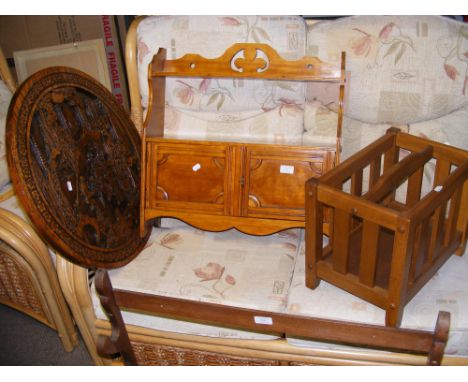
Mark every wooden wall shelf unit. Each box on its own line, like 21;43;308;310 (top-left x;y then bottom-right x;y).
141;43;345;236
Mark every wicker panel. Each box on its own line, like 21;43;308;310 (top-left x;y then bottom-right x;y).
0;240;48;321
131;341;280;366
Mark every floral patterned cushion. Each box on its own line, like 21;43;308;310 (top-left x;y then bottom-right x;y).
136;16;308;143
307;15;468;125
92;223;302;339
137;16;307;111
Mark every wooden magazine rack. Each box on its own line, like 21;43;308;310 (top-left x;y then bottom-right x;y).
306;128;468;327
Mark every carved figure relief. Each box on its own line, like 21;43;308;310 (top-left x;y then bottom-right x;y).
7;67;150;268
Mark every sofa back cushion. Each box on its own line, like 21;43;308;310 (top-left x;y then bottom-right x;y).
307;15;468;125
136;16;307;143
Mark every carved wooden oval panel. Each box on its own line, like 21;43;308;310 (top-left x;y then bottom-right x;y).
6;67;150;268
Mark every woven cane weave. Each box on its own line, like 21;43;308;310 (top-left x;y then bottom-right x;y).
131;341;279;366
0;240;50;324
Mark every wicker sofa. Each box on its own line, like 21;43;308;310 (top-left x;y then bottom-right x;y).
57;15;467;365
1;15;468;365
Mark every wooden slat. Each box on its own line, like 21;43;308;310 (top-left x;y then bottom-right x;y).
112;288;441;355
332;209;351;274
317;261;389;309
317;185;400;230
320;133;395;187
406;166;424;207
382;138;400;204
444;188;462;247
434;159;451;188
364;146;433;204
426;204;447;266
359;221;380;287
406;236;461;304
396;132;467;167
409;219;431;283
408;161;468;225
351;169;363;196
305;179;324;288
383;131;399;172
369;155;382;187
456;181;468;255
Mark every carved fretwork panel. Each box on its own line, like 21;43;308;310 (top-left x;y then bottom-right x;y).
231;46;269;74
150;43;342;81
6;67;150;268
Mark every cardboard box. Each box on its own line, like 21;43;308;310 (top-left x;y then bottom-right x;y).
0;15;129;110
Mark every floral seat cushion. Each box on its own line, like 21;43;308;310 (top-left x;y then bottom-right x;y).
92;222;302;339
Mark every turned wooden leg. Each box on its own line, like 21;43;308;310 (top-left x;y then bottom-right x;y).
94;269;137;365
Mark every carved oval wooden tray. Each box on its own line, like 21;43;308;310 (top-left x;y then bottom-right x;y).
6;67;150;268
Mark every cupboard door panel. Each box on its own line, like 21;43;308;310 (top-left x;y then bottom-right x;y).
147;143;231;215
244;147;327;219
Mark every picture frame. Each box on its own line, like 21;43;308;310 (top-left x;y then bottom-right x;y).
13;38;111;90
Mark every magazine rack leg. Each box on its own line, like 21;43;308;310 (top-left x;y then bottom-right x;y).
95;269;137;365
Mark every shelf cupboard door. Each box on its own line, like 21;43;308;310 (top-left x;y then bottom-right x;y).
146;142;232;216
145;141;334;228
242;147;329;220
